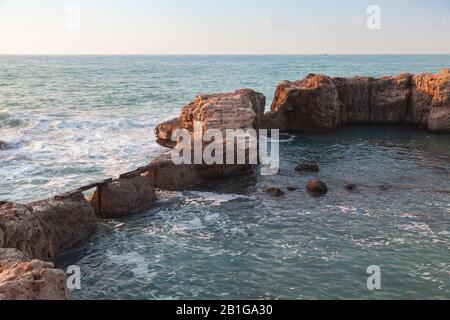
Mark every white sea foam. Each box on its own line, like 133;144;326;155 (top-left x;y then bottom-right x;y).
106;251;156;281
185;191;253;207
325;205;358;215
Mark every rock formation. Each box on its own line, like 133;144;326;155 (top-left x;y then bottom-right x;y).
264;75;341;132
142;154;250;191
411;69;450;131
266;188;285;197
264;69;450;132
295;162;320;173
88;175;156;218
156;89;266;147
0;249;69;300
152;89;265;189
0;192;97;262
306;180;328;195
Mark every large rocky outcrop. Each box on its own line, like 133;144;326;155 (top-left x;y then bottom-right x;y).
410;69;450;131
0;249;69;300
263;69;450;132
0;192;97;262
87;175;156;218
156;89;266;147
152;89;265;190
266;75;341;132
142;154;250;191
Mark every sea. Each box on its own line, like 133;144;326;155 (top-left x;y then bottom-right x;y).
0;55;449;299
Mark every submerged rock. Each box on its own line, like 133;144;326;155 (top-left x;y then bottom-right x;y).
266;188;285;197
379;184;393;191
0;141;8;150
0;249;69;300
0;192;97;262
88;175;156;218
287;186;298;191
295;162;320;172
263;70;450;132
306;180;328;195
344;183;357;191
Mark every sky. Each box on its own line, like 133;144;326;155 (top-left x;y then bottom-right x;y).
0;0;449;55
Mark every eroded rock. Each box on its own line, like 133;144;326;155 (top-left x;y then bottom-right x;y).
295;162;320;173
267;74;341;132
333;76;371;124
370;74;412;124
344;183;357;191
266;188;285;197
0;248;30;265
0;192;97;262
264;71;450;132
142;154;250;191
88;175;156;218
155;118;182;148
0;253;69;300
411;69;450;132
306;180;328;195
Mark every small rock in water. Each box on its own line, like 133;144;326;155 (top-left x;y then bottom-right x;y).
0;141;8;150
287;186;298;191
379;184;392;191
306;180;328;195
266;188;285;197
295;162;320;172
345;183;357;191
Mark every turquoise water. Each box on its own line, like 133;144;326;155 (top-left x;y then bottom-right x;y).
1;55;450;299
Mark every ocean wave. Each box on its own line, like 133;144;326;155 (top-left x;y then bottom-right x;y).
185;191;253;207
0;109;23;127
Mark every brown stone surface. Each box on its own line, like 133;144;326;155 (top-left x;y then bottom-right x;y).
88;175;156;218
306;180;328;194
0;192;97;262
266;188;285;197
269;75;341;132
0;248;30;266
264;70;450;132
333;76;371;124
142;154;250;191
295;162;320;173
411;69;450;132
156;89;266;148
0;253;69;300
370;74;412;124
155;117;182;148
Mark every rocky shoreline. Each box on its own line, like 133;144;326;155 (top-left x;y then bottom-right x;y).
1;70;449;300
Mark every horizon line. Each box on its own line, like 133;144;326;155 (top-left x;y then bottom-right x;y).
1;53;450;57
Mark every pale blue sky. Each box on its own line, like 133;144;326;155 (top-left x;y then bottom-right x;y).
0;0;449;54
